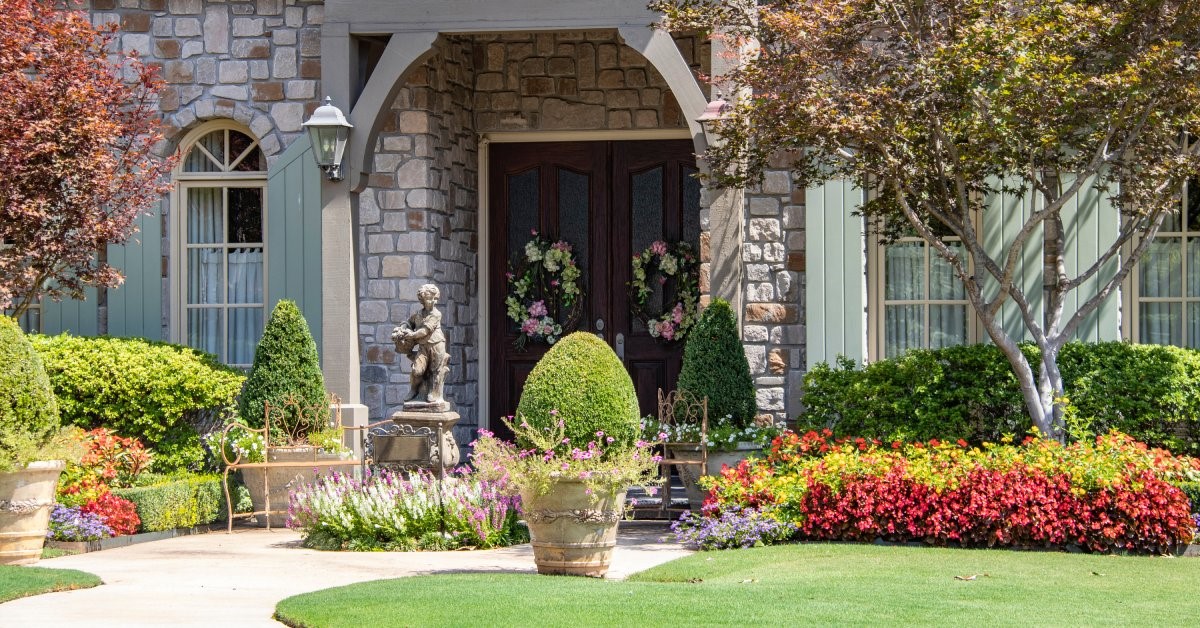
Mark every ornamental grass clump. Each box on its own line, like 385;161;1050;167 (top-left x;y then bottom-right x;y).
287;469;526;551
704;430;1199;554
472;332;661;500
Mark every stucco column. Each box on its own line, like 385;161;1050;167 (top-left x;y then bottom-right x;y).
703;33;745;323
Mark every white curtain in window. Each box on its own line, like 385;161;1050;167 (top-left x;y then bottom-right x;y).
227;248;264;365
884;242;924;357
1139;238;1182;345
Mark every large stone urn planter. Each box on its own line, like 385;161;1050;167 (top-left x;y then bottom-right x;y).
521;479;626;578
0;460;65;565
668;443;762;507
242;447;345;528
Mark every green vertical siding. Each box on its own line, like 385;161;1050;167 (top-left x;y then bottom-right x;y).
41;288;99;336
805;179;867;368
982;180;1043;342
106;200;165;340
266;135;323;351
1059;176;1121;341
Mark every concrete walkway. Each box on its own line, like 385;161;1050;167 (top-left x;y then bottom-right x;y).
1;522;690;627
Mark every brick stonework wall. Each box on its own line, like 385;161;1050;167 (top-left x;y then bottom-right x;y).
357;37;480;444
742;163;806;424
90;0;324;160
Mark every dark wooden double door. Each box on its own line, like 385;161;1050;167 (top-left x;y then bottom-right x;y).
489;140;700;437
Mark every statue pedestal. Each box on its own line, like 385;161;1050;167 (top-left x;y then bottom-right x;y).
376;402;460;472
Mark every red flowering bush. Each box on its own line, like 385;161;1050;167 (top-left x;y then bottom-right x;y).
57;428;153;504
704;430;1198;554
80;493;140;536
56;428;152;536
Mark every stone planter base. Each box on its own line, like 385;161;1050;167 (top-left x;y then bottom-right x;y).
243;448;347;528
668;443;762;508
521;480;625;578
0;460;66;565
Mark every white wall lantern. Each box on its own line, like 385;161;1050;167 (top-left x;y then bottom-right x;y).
302;97;354;182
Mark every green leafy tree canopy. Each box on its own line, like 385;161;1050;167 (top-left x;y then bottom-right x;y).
654;0;1200;440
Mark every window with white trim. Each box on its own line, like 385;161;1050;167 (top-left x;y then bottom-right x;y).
174;124;267;367
869;222;975;359
1132;175;1200;347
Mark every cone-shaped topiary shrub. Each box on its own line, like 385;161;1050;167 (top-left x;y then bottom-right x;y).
238;300;326;445
677;298;757;427
0;316;62;471
515;332;640;449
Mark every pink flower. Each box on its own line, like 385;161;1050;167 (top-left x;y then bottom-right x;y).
520;318;539;334
550;279;559;287
650;241;667;256
530;228;538;236
505;272;514;280
672;302;684;324
528;300;548;317
658;276;667;285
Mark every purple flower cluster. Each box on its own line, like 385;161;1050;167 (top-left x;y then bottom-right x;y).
46;504;112;542
671;506;796;550
1194;512;1200;533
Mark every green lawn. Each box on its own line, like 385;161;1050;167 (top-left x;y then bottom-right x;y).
0;564;100;604
276;543;1200;627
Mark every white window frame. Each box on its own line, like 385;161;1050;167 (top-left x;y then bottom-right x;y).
1126;174;1200;347
169;121;268;367
866;221;979;361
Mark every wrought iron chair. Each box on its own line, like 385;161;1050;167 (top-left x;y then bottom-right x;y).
219;394;359;531
656;388;709;517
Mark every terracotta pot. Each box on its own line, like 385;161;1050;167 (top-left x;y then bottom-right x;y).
242;447;346;528
521;479;626;578
0;460;65;565
667;443;762;507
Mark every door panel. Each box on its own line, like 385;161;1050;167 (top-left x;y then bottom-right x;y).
489;140;698;436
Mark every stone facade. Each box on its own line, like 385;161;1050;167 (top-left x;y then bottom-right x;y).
742;164;806;424
90;0;325;161
90;0;325;341
83;0;805;431
357;36;480;441
355;30;712;435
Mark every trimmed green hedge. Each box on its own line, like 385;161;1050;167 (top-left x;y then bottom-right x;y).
31;335;245;473
800;342;1200;453
112;474;226;533
515;332;641;448
677;299;757;427
238;300;326;444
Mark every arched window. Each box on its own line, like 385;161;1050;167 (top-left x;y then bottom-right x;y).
172;123;267;367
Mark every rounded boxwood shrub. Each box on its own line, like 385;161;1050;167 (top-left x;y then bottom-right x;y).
676;299;757;427
799;341;1200;453
515;332;640;449
238;300;326;444
0;316;61;471
31;334;245;473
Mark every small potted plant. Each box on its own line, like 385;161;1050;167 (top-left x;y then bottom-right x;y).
222;300;348;527
472;332;661;578
0;317;82;564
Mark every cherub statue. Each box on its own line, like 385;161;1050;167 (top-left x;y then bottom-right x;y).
391;283;450;406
